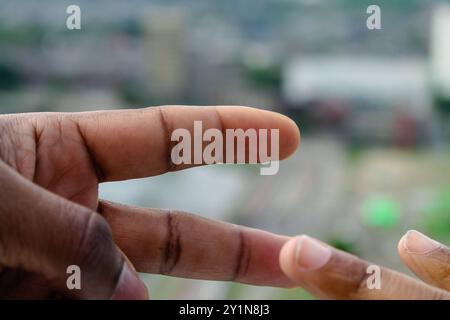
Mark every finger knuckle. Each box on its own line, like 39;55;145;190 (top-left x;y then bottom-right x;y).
232;228;251;281
327;252;371;299
160;210;182;275
0;117;21;165
0;115;39;178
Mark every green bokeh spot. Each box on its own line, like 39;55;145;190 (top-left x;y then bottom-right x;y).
362;197;401;229
424;189;450;239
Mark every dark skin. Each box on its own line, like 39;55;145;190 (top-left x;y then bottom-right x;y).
279;233;450;299
0;106;448;299
0;106;300;299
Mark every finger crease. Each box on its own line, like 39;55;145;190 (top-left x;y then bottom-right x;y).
232;229;251;281
160;211;181;275
74;120;105;182
157;107;177;172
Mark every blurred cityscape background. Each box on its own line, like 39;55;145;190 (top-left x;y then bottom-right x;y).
1;0;450;299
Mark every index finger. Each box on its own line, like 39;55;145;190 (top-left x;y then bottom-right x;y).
71;106;300;181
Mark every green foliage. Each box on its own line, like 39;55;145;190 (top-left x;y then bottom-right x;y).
424;188;450;240
0;62;22;90
0;24;45;46
116;19;145;37
244;65;281;89
278;287;315;300
435;96;450;115
362;196;401;229
328;237;359;255
118;81;148;105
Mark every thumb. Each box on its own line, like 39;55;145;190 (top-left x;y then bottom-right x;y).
0;161;147;299
398;230;450;291
279;235;449;299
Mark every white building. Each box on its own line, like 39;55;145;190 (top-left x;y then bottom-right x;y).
282;56;432;144
283;56;431;117
430;4;450;100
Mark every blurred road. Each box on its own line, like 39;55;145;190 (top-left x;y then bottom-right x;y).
239;135;347;238
99;135;450;298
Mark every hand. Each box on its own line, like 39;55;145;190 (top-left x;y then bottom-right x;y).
0;106;300;299
279;231;450;299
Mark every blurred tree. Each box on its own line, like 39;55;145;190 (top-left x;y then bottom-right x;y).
435;96;450;115
328;237;358;255
117;19;144;37
424;188;450;240
0;62;22;90
243;65;281;89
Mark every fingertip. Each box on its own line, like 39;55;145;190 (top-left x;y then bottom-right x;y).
112;262;149;300
397;232;408;256
279;237;298;277
397;230;441;275
280;115;301;160
267;111;300;160
399;230;441;256
279;235;332;280
218;106;301;159
397;230;450;292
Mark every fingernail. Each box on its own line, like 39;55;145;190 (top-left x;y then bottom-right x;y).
295;236;332;271
112;263;148;300
403;230;441;255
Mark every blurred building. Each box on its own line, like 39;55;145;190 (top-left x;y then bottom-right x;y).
430;4;450;101
282;56;431;146
142;7;188;102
